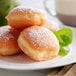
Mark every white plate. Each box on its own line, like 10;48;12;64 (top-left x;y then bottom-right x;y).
0;26;75;70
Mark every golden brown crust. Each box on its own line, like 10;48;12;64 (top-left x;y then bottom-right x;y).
44;20;59;31
0;26;21;55
18;37;57;61
6;7;47;29
18;26;59;61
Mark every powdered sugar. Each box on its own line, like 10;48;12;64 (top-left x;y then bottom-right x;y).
0;26;14;41
9;6;45;14
23;26;59;50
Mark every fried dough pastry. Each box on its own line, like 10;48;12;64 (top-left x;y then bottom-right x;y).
18;26;59;61
44;20;59;31
0;26;21;55
6;7;47;29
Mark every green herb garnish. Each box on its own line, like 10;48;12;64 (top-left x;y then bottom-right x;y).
53;28;72;56
0;0;20;26
59;46;69;56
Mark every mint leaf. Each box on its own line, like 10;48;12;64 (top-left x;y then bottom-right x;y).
53;28;72;46
53;28;72;56
59;46;70;56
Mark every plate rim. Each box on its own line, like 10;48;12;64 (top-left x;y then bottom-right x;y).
0;60;75;70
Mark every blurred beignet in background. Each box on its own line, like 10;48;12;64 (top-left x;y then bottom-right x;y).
0;26;21;55
18;26;59;61
44;20;59;31
6;7;47;29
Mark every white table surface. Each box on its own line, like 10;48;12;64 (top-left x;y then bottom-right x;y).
0;0;63;76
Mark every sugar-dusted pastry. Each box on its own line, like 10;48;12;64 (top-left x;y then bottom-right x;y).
44;20;59;31
6;7;47;29
0;26;21;55
18;26;59;61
